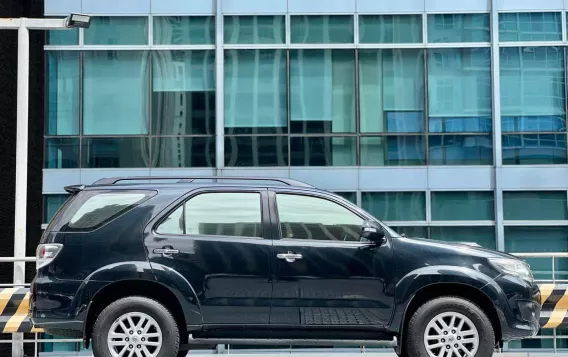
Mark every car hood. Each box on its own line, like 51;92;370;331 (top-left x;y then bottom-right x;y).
402;236;522;260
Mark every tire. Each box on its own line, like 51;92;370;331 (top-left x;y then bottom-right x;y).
405;296;494;357
92;296;180;357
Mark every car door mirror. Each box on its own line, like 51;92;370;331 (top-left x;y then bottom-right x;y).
361;220;386;244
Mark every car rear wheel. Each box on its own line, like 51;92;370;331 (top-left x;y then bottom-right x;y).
92;296;180;357
405;296;494;357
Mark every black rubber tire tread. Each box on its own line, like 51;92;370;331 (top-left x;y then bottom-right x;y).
405;296;494;357
92;296;180;357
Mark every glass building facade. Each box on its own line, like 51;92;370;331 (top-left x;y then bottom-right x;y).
42;0;568;353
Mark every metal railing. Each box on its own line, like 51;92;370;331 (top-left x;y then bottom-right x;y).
513;252;568;283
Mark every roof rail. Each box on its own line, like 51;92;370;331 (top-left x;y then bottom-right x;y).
92;176;314;188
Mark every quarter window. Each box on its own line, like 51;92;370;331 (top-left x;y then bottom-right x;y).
276;194;364;242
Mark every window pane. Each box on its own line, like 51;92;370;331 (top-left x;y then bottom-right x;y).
225;136;288;166
157;206;184;235
502;115;566;133
361;136;426;166
225;16;284;44
391;226;428;238
290;49;355;133
276;194;364;241
359;49;424;133
224;50;287;134
43;195;69;223
361;192;426;221
503;191;568;221
429;135;493;165
291;15;353;44
47;51;80;135
334;192;357;205
502;134;567;165
359;15;422;44
152;137;215;168
82;138;149;168
427;14;490;43
432;191;494;221
431;226;496;250
428;48;491;133
152;50;215;135
83;51;149;135
84;16;148;45
185;193;262;237
499;12;562;42
153;16;215;45
45;138;79;168
290;137;356;166
47;29;78;45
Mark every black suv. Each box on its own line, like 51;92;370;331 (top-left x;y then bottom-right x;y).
31;176;541;357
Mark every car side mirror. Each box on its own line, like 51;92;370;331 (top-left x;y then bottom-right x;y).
361;220;386;243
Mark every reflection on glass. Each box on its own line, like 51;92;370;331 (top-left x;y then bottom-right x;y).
151;137;215;168
334;192;357;205
431;226;496;250
361;136;426;166
499;12;562;42
225;136;288;167
362;192;426;221
291;15;353;44
359;15;422;44
290;137;356;166
391;226;428;238
47;51;80;135
225;50;287;134
153;16;215;45
359;49;424;133
47;29;78;45
431;191;494;221
503;191;568;221
502;115;566;132
428;48;491;133
83;51;149;135
84;16;148;45
427;14;490;43
152;50;215;135
502;134;567;164
43;195;69;224
82;138;149;168
45;138;79;169
429;135;493;165
225;16;285;44
290;49;355;133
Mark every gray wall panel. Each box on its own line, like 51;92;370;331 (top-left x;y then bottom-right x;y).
357;0;424;14
82;0;150;14
359;168;428;190
290;168;358;190
427;167;494;190
499;166;568;189
288;0;356;13
222;0;287;14
43;170;81;194
496;0;564;11
151;0;215;14
45;0;81;15
425;0;490;12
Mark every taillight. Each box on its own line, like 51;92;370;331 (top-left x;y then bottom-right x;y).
36;244;63;270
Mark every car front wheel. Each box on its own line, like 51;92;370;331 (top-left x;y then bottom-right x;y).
405;296;495;357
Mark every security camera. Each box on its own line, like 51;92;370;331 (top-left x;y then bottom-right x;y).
65;13;91;28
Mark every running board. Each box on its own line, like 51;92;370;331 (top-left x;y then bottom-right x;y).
187;335;398;347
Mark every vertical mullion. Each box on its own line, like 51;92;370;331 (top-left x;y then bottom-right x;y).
79;51;84;169
286;49;292;166
148;51;153;169
564;46;568;161
423;48;429;165
215;0;225;174
354;48;360;166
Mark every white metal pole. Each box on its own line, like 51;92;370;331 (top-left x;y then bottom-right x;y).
12;17;29;357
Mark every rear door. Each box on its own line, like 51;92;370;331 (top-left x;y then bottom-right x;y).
146;187;273;325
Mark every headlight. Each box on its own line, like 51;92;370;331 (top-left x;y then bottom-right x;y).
489;258;533;282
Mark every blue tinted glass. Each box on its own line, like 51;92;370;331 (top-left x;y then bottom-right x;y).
359;15;422;44
225;49;287;134
225;136;288;167
429;135;493;165
431;226;496;250
291;15;353;44
504;191;568;221
46;51;80;135
499;12;562;42
359;49;424;133
85;16;148;45
427;14;490;43
502;134;567;164
45;138;79;168
428;48;491;133
391;226;428;238
290;137;356;166
152;50;215;135
83;51;149;135
361;136;426;166
43;195;68;223
82;138;149;168
334;192;357;205
290;49;355;133
152;137;215;168
432;192;495;221
47;29;78;45
501;116;566;132
225;16;285;44
154;16;215;45
362;192;426;221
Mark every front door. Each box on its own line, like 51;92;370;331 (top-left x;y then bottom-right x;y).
146;188;273;325
269;190;395;327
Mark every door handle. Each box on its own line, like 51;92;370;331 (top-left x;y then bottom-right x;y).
153;248;179;257
277;252;303;263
